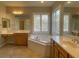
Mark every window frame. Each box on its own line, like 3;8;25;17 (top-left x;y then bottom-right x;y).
63;14;70;33
33;13;49;33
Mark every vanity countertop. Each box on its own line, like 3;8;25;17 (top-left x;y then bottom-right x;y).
52;35;79;58
14;30;30;33
1;31;13;34
0;30;30;34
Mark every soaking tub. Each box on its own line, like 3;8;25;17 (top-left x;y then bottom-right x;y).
28;34;51;57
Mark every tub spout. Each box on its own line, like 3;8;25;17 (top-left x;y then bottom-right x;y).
36;36;40;41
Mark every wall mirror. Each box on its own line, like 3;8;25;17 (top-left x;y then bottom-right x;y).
63;2;79;36
2;18;10;28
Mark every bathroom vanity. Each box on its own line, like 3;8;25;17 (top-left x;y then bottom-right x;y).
50;35;79;58
1;30;30;46
50;36;73;58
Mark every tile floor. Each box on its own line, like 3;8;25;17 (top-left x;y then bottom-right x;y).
0;45;42;58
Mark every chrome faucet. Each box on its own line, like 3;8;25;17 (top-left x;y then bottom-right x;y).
36;36;38;39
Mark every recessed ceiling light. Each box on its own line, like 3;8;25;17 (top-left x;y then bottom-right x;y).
67;1;71;4
41;1;44;3
12;11;23;15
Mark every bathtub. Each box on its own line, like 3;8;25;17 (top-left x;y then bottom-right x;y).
28;34;51;57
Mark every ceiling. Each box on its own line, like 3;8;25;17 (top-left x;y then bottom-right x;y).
1;1;54;7
64;1;79;7
1;1;79;8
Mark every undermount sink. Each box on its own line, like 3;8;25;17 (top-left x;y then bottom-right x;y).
62;44;67;48
71;31;79;36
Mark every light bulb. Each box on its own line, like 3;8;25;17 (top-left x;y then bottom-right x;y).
67;1;71;4
12;11;23;15
41;1;44;3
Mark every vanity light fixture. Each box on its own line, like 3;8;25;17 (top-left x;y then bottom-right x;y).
67;1;71;4
12;11;24;15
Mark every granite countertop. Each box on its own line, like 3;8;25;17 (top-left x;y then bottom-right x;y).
1;31;13;34
0;30;30;34
52;35;79;58
14;30;30;33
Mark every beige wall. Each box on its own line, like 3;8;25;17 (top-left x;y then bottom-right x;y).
0;3;17;46
0;3;9;46
6;7;51;14
64;7;79;14
6;7;52;33
0;3;7;47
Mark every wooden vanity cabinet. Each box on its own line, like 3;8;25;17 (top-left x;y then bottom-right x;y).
13;33;28;46
1;34;13;44
1;34;9;42
50;39;73;58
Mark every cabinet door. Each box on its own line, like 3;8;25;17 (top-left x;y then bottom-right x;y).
50;45;54;57
14;33;28;46
54;47;59;58
59;52;65;58
51;40;54;57
68;54;73;58
57;45;68;58
50;39;73;58
54;41;68;58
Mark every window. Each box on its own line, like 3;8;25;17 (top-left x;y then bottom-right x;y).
42;15;48;31
34;15;40;32
34;14;48;32
63;15;69;32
